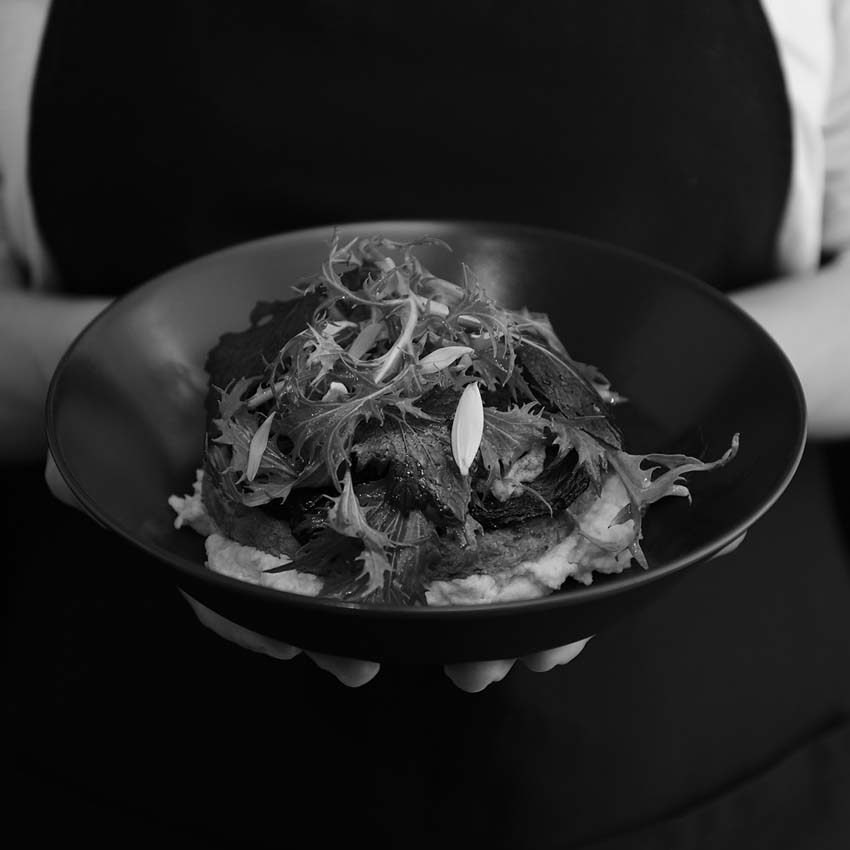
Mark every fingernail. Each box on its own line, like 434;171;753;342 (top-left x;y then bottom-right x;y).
306;651;381;687
710;532;747;560
522;636;592;672
444;658;515;692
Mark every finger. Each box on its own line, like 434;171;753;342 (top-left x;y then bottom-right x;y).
521;636;592;672
709;532;747;561
305;651;381;688
443;658;516;693
45;451;83;511
180;591;302;661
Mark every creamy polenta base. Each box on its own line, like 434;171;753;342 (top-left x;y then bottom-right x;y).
169;469;636;606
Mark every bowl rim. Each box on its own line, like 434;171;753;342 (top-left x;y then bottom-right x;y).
45;218;808;619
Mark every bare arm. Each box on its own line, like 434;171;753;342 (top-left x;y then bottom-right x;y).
0;287;109;462
730;251;850;441
4;256;845;462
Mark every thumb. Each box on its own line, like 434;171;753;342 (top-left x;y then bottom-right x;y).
709;532;747;560
45;450;84;511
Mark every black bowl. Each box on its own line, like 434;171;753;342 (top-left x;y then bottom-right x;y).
46;221;806;663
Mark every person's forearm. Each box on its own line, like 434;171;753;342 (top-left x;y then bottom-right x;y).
0;289;109;462
1;258;845;461
730;252;850;440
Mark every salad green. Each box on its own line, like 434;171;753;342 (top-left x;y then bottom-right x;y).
196;234;738;603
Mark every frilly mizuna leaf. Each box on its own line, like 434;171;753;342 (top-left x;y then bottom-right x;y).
325;470;401;597
550;416;610;488
608;435;740;511
246;411;276;481
479;403;549;488
199;233;741;602
605;434;741;547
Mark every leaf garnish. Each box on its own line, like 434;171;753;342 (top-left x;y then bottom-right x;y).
605;434;741;554
479;403;549;489
511;308;569;358
549;415;610;489
200;233;739;602
280;364;433;489
519;339;622;448
211;409;298;506
246;411;276;481
353;408;471;523
304;325;347;386
571;359;628;405
216;377;259;420
324;469;417;599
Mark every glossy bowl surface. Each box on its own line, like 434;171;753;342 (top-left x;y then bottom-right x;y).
47;221;806;662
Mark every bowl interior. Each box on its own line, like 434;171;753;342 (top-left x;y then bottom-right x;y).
47;221;806;661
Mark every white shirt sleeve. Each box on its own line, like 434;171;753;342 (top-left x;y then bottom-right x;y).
760;0;850;266
760;0;835;273
1;0;849;287
822;0;850;256
0;0;54;289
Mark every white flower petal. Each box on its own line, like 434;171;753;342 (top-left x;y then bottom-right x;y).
324;320;357;336
418;345;474;375
348;322;385;361
451;383;484;476
321;382;349;403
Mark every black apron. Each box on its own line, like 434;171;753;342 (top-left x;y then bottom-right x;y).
7;2;850;847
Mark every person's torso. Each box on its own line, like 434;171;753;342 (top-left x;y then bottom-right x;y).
18;2;850;848
30;0;791;296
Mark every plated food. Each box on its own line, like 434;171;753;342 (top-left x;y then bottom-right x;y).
170;234;738;606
